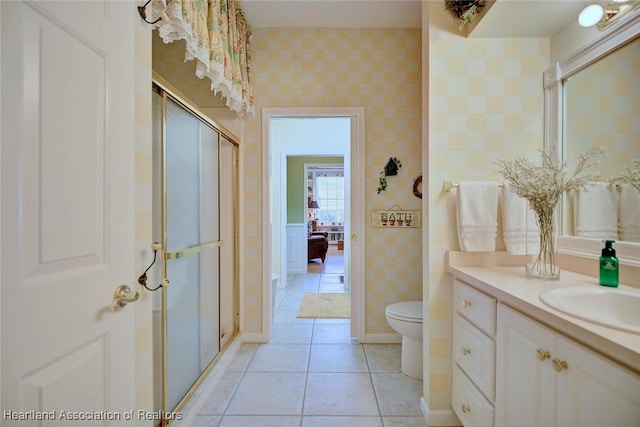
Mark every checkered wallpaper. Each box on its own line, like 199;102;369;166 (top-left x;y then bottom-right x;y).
565;39;640;176
428;35;549;407
244;27;424;334
154;26;423;335
135;22;154;418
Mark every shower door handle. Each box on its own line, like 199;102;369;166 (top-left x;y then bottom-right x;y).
112;285;140;311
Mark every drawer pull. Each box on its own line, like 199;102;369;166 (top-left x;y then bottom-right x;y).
462;299;472;308
461;404;471;414
552;357;569;372
536;348;550;361
462;346;471;356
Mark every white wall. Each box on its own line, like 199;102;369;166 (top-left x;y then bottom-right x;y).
550;16;604;63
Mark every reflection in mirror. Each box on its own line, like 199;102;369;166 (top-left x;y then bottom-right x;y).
562;36;640;242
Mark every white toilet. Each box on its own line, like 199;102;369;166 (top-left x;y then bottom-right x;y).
385;301;423;379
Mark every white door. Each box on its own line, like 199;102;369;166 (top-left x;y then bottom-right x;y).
555;337;640;427
1;1;136;424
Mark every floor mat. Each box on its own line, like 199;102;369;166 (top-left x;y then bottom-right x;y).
297;292;350;318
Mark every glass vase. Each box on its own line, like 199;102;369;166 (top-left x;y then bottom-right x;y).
526;204;560;280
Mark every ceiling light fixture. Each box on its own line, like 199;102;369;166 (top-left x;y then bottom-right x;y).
578;0;640;30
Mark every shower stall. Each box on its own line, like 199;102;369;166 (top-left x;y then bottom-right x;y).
151;74;240;425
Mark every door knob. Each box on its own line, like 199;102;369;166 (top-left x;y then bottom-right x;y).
536;348;551;361
112;285;140;311
551;357;569;372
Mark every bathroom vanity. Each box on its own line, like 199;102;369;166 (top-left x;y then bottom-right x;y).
448;253;640;427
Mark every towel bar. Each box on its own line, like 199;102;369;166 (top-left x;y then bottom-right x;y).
442;181;504;192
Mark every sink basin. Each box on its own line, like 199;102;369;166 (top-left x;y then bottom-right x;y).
540;286;640;334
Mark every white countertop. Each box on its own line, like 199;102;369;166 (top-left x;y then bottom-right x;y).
447;264;640;374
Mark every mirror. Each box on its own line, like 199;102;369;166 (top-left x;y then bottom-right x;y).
545;11;640;264
562;35;640;242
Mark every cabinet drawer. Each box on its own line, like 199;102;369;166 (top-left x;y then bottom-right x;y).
454;279;496;337
453;367;495;427
455;314;496;402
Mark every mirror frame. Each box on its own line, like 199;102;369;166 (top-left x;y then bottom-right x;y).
543;10;640;268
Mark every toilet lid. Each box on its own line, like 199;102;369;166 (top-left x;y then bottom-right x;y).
386;301;423;323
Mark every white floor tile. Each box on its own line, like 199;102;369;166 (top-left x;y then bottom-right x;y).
225;372;306;415
190;415;222;427
382;417;428;427
314;317;350;325
218;415;301;427
312;323;354;344
183;269;426;427
318;282;346;292
226;344;259;372
303;373;379;416
308;344;368;372
302;416;384;427
273;308;314;324
247;343;310;372
198;372;243;415
270;323;313;344
372;373;423;416
363;344;402;373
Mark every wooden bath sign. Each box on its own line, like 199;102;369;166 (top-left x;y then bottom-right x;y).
371;210;421;228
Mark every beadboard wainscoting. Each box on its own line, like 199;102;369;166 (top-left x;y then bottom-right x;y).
287;224;308;274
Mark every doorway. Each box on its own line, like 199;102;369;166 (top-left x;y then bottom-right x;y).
261;107;366;342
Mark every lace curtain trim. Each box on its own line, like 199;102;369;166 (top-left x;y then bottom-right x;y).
149;0;254;117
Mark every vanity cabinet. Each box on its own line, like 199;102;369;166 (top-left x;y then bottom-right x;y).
452;279;497;427
496;304;640;427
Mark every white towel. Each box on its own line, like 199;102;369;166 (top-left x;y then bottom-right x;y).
456;182;499;252
501;182;540;255
574;182;618;239
619;184;640;243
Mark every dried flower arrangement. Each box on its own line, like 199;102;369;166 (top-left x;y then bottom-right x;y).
444;0;483;31
495;148;604;279
612;156;640;192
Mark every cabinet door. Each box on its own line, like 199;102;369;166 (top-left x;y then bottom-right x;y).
555;337;640;427
496;305;556;427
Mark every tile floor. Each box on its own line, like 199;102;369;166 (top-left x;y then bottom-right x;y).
185;258;426;427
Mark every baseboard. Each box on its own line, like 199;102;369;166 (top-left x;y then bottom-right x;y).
363;333;402;344
421;397;462;426
240;331;268;343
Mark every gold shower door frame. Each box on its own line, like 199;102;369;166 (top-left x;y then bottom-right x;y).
153;72;240;426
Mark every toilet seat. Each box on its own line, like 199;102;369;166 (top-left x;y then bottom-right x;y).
385;301;422;324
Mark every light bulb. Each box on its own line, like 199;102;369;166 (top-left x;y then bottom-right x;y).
579;4;605;27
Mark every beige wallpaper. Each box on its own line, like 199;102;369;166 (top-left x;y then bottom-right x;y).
242;27;423;334
428;30;549;409
135;20;154;426
152;31;227;109
564;39;640;177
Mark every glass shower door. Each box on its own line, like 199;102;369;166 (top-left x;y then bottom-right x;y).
164;97;220;411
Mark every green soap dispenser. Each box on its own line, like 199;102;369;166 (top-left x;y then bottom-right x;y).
599;240;619;287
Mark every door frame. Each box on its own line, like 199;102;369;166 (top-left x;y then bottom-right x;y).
261;107;365;341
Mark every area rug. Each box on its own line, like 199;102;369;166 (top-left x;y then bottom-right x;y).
297;292;350;318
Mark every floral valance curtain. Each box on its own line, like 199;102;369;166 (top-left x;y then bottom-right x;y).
151;0;254;116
